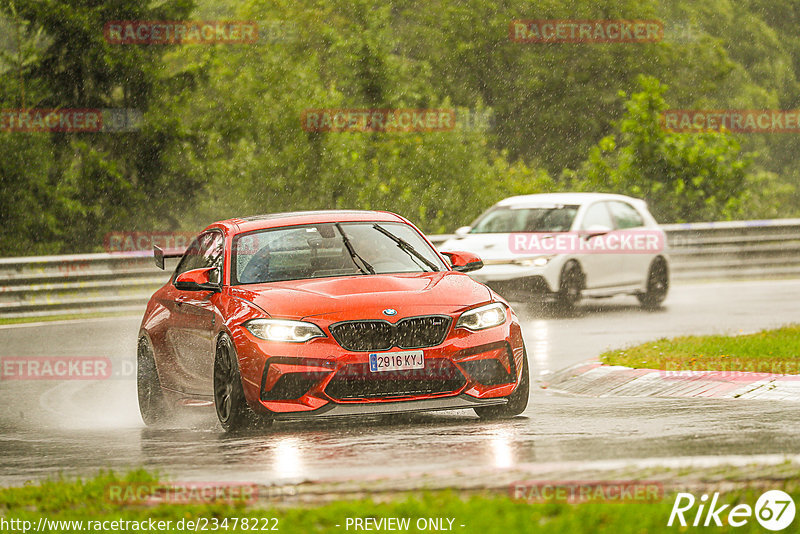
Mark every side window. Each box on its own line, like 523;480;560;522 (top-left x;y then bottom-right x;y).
174;231;224;279
608;201;645;229
581;202;614;230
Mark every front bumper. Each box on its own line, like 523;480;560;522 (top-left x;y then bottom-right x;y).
230;314;525;417
479;275;554;302
470;262;561;293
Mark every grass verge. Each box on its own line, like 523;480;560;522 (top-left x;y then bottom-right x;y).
599;324;800;374
1;471;799;533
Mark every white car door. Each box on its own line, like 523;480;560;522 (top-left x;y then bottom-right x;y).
575;201;625;289
607;200;655;287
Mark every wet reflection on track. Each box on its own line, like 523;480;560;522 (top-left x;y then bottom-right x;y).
2;279;800;486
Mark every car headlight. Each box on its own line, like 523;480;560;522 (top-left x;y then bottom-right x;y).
244;319;325;342
455;303;507;331
515;255;554;267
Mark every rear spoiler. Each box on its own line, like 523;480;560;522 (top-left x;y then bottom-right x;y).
153;245;185;270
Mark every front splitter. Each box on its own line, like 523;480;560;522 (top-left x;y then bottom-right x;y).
270;394;507;421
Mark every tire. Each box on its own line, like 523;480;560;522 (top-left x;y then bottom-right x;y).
214;334;270;432
137;336;169;426
556;261;583;310
474;350;529;419
637;257;669;309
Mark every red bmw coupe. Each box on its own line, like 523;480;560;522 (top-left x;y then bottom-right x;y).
138;210;529;431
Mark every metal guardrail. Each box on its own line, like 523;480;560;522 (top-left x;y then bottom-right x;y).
660;219;800;280
1;219;799;319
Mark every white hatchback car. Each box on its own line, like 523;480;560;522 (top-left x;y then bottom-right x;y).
440;193;669;309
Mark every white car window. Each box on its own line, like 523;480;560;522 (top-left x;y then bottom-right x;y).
581;202;614;230
470;206;578;233
608;201;645;229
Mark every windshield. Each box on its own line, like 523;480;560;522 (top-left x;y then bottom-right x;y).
469;205;579;233
232;221;446;285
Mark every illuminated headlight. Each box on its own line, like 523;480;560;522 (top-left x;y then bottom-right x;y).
455;303;507;331
515;255;553;267
244;319;325;342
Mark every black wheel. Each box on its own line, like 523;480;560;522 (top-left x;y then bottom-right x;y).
556;261;583;310
137;336;169;426
214;334;270;432
474;350;529;419
637;257;669;309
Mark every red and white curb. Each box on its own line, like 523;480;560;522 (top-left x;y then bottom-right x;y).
541;361;800;401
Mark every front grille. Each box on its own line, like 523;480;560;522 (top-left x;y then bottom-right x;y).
324;359;466;400
329;315;451;352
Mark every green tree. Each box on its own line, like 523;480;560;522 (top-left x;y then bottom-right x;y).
572;75;750;222
0;0;197;254
165;0;555;234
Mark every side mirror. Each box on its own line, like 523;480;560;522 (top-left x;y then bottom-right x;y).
441;251;483;273
175;267;221;292
454;226;471;238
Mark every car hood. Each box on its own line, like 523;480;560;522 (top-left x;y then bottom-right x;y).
228;271;492;321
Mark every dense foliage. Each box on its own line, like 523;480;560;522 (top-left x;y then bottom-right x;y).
2;0;799;255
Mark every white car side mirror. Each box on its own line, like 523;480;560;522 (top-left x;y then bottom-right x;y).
584;224;612;240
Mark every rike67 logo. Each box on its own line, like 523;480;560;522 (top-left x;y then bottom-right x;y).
668;490;796;531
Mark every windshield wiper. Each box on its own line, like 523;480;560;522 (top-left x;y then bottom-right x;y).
335;223;375;275
372;224;439;272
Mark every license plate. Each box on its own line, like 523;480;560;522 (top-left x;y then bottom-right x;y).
369;350;424;372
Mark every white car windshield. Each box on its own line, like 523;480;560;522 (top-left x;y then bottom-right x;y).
470;205;579;233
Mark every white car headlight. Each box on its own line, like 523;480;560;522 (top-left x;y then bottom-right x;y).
455;302;507;331
244;319;325;342
515;255;554;267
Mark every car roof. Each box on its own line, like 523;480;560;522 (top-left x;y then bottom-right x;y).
208;210;408;234
494;192;645;207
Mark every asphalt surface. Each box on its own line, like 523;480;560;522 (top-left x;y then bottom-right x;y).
1;278;800;488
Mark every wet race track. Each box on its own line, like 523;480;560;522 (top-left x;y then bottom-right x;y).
2;278;800;488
